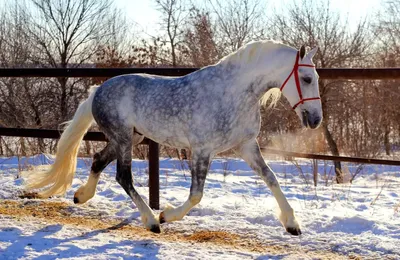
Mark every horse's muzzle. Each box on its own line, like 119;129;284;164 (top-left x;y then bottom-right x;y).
302;110;322;129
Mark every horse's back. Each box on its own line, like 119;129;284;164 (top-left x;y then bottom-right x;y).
91;73;193;147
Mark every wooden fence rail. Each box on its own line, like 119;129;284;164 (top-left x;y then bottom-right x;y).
1;67;400;210
0;127;149;143
261;148;400;166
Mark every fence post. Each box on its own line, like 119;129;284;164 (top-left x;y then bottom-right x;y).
148;140;160;210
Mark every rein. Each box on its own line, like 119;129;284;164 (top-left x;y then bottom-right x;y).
280;51;320;110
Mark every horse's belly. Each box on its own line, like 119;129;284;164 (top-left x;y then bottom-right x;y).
149;134;190;149
135;123;190;149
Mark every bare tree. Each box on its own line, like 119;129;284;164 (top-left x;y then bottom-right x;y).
0;0;127;155
26;0;117;122
154;0;188;66
269;0;371;183
0;2;42;129
373;0;400;156
0;1;53;153
206;0;266;53
182;7;220;66
375;0;400;56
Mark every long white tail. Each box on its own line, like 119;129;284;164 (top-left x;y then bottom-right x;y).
22;86;99;198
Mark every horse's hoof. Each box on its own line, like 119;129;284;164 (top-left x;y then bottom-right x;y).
19;192;40;199
73;197;79;204
286;227;302;236
150;225;161;234
159;212;166;224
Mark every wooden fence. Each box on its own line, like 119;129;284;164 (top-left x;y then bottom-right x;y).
1;67;400;210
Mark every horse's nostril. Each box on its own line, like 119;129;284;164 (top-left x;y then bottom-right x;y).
311;117;321;128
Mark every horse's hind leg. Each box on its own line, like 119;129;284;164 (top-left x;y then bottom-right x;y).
74;142;117;204
159;150;211;223
114;130;160;233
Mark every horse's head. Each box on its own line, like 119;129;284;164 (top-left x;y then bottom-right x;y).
280;45;322;129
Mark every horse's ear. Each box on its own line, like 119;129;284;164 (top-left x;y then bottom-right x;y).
307;47;318;60
299;45;306;59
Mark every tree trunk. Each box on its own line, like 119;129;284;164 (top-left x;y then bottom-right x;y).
171;43;176;66
58;77;68;122
180;149;188;160
322;122;343;183
313;159;318;186
20;137;26;156
85;141;91;155
0;137;3;155
384;125;391;156
59;49;69;122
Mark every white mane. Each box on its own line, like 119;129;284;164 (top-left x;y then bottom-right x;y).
219;40;294;108
260;87;282;108
219;40;292;66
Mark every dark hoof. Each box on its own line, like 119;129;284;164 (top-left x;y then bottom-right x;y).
73;197;79;204
286;227;302;236
159;212;166;224
150;225;161;234
19;192;40;199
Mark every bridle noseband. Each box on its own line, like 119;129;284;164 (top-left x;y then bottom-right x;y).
280;51;320;110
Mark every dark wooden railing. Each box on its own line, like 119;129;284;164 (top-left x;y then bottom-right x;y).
261;149;400;166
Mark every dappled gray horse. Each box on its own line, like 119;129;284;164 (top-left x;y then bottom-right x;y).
23;40;322;235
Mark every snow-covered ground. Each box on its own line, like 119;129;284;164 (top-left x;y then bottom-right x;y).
1;154;400;259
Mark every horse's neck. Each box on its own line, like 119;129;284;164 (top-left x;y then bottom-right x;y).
221;47;296;103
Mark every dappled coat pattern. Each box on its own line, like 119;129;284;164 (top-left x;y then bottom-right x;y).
22;40;322;236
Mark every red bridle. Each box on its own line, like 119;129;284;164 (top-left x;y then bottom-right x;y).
280;51;320;110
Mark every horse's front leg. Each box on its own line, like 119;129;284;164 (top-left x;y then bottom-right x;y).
159;150;211;223
234;139;301;236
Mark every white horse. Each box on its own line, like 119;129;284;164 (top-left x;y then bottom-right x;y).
23;40;322;235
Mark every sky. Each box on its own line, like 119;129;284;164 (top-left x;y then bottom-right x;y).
0;0;385;38
114;0;383;37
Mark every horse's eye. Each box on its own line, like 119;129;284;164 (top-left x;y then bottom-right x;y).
302;76;312;84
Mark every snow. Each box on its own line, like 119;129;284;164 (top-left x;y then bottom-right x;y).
1;154;400;259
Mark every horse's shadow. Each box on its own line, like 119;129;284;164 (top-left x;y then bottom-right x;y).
0;220;160;259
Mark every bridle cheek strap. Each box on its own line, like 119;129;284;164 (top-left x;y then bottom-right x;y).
280;51;320;110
